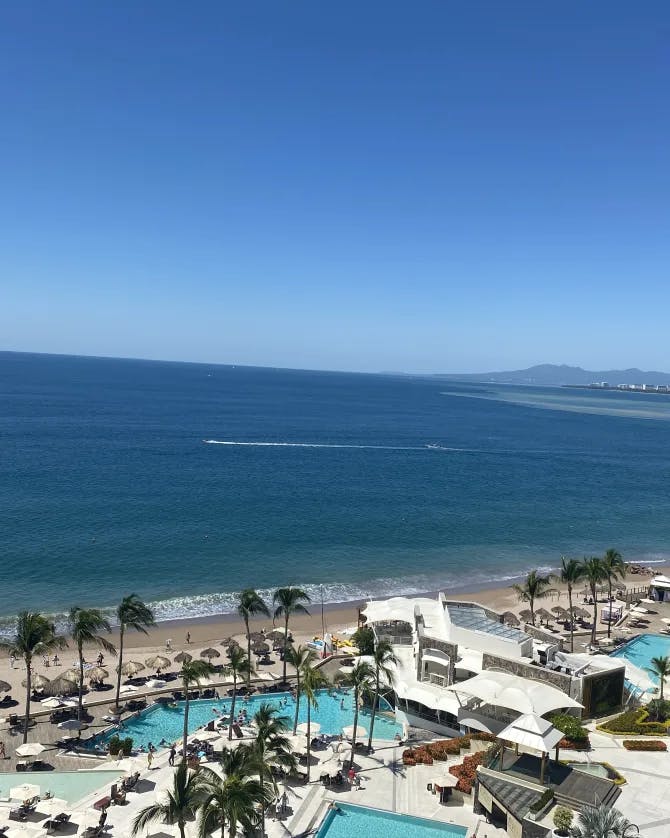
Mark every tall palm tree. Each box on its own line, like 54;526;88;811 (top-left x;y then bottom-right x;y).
226;645;254;741
335;660;375;754
647;656;670;702
284;644;318;734
582;556;606;644
367;639;398;752
180;660;215;758
0;612;67;743
511;570;555;626
67;607;116;721
273;586;311;684
250;703;296;836
553;556;585;652
601;548;626;638
132;761;206;838
300;664;328;782
198;751;272;838
569;804;640;838
237;589;270;687
114;594;155;712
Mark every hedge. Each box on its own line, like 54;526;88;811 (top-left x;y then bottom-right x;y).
623;739;667;751
549;713;590;748
599;709;669;736
529;788;554;814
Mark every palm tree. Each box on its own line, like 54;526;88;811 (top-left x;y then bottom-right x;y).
569;804;639;838
198;751;272;838
237;589;270;687
226;645;254;741
335;660;375;754
273;586;311;684
601;548;626;638
647;656;670;702
284;644;318;734
250;703;296;836
180;659;215;758
132;761;206;838
300;664;328;782
554;557;585;652
0;612;67;743
582;556;606;644
367;639;398;752
114;594;155;711
67;607;116;721
511;570;555;625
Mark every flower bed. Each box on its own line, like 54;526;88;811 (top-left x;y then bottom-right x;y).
402;732;496;766
623;739;667;751
599;709;669;736
448;750;487;795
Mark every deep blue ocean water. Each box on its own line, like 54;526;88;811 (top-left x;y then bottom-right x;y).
2;351;670;627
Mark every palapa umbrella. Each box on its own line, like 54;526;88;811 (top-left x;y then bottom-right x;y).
15;742;47;758
200;647;221;661
267;629;285;641
23;673;50;689
571;606;590;618
518;609;533;622
145;655;171;671
220;636;238;647
252;642;270;654
118;660;145;677
536;608;554;623
87;666;109;681
501;611;520;627
0;679;11;693
247;631;265;642
44;675;78;696
551;606;569;617
174;651;192;664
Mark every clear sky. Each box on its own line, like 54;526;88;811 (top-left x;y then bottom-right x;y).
1;2;668;374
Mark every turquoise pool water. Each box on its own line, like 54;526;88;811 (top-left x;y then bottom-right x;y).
0;770;120;805
610;634;670;683
317;803;468;838
94;690;401;749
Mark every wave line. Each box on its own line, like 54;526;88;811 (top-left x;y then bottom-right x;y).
203;439;421;450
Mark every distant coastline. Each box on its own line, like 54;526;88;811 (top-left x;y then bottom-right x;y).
564;384;670;396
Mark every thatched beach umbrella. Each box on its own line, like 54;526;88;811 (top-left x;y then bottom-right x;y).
502;611;520;627
174;651;192;664
536;608;554;623
267;629;285;641
252;642;270;655
0;679;11;693
23;673;50;689
551;606;569;618
247;631;265;643
572;606;590;619
118;660;145;677
145;655;171;671
88;667;109;682
220;637;237;648
519;609;533;622
44;675;78;696
61;668;81;684
200;647;221;662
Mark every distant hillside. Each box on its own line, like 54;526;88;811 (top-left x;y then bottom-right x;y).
438;364;670;386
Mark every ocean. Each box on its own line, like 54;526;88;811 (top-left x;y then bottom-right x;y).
2;351;670;629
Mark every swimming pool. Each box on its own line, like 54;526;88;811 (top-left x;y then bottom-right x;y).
0;770;120;806
317;803;468;838
610;634;670;683
93;689;401;749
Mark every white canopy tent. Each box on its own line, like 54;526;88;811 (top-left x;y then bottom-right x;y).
497;713;564;783
446;670;582;716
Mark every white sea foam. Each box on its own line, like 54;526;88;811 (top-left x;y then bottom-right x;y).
204;439;424;450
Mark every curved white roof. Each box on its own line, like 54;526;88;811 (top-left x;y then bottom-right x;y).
446;670;582;716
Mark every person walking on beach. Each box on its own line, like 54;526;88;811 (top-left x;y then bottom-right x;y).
147;749;154;769
0;742;6;760
186;631;191;644
9;654;15;669
168;745;176;766
53;654;60;666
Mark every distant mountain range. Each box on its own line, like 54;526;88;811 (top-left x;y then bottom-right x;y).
438;364;670;386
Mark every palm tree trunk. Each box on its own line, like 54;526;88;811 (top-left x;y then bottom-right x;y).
260;764;266;836
606;578;613;638
228;673;237;740
78;643;86;722
282;614;289;684
367;673;378;753
530;594;535;626
244;614;251;688
182;691;190;762
229;817;237;838
352;688;359;753
23;654;31;744
591;583;598;644
178;819;186;838
306;700;311;782
568;585;574;653
115;624;125;711
292;671;300;735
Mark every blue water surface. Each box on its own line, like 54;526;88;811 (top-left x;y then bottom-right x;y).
317;803;468;838
610;634;670;683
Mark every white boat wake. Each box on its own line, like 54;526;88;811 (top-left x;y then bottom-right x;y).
203;439;423;450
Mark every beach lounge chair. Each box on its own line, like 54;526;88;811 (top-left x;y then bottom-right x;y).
110;784;126;805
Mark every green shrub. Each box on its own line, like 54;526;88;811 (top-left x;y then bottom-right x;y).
553;806;573;834
529;788;554;814
107;734;133;756
623;739;667;751
351;626;375;656
549;713;589;744
599;708;669;736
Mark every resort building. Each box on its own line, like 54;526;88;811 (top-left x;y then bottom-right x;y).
362;593;626;736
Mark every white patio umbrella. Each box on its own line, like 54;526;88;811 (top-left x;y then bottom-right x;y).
15;742;47;758
297;722;320;736
10;782;41;800
40;697;63;708
342;724;367;740
432;773;458;788
38;797;69;816
119;684;139;694
58;719;87;734
146;678;167;689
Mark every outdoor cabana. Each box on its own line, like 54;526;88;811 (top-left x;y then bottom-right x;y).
497;712;564;784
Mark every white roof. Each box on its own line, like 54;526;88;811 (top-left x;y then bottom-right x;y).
497;713;564;753
651;575;670;589
395;680;461;715
362;595;446;638
454;649;483;673
446;670;582;716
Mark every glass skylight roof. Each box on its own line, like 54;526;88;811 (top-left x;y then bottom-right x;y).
447;603;528;643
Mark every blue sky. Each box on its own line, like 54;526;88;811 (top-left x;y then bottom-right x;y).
1;2;668;373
